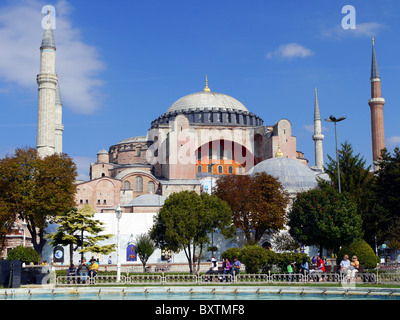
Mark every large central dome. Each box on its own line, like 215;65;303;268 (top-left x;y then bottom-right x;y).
166;91;249;114
150;78;263;128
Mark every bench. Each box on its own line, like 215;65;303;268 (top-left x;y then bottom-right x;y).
154;264;171;272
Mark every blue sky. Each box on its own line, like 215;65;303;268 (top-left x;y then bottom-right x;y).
0;0;399;179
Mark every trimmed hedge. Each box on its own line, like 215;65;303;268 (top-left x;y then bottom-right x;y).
7;246;40;265
221;246;311;273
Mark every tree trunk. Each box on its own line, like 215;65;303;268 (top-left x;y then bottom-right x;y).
69;243;74;265
28;222;47;260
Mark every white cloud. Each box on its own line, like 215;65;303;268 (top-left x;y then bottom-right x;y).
266;43;314;60
387;136;400;147
304;124;328;133
319;22;385;39
0;0;105;114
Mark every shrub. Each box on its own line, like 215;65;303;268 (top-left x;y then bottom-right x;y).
238;245;270;274
221;247;242;262
336;239;379;269
272;252;310;272
7;246;40;264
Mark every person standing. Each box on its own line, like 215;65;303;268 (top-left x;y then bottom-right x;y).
287;261;295;282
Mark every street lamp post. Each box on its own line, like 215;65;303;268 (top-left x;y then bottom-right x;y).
21;219;27;247
208;162;216;257
115;204;123;282
324;115;346;193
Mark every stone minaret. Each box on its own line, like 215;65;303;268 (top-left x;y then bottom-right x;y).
55;81;64;154
312;88;324;171
368;37;385;170
36;12;58;157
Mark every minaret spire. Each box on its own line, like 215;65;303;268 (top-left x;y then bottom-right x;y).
368;37;385;170
54;79;64;154
36;10;58;157
312;88;324;171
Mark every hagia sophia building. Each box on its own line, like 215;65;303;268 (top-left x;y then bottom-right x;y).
10;12;386;264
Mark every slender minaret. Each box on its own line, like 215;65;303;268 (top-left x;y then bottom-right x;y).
36;11;58;157
54;80;64;154
368;37;385;170
312;88;324;171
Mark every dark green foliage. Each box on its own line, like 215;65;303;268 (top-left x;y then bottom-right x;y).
270;252;310;273
322;141;372;202
221;247;242;262
337;239;379;269
239;245;270;274
7;246;40;264
369;147;400;245
221;247;310;274
289;188;363;254
150;191;234;274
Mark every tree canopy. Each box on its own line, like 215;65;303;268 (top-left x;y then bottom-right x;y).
47;205;115;263
0;147;77;257
288;188;363;254
149;191;234;274
214;172;289;242
369;147;400;246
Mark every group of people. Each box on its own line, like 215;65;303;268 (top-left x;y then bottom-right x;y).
67;256;99;284
286;254;360;282
338;254;360;281
205;256;241;281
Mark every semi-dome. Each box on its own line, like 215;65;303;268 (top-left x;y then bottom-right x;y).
129;194;166;207
248;157;318;193
166;91;249;114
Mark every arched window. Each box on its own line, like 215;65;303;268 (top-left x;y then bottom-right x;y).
228;166;234;174
148;181;155;194
197;165;203;173
123;181;131;190
218;165;223;174
135;176;143;192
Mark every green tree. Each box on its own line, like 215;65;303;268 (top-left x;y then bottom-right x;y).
370;147;400;246
150;191;234;274
7;246;40;265
0;147;77;258
321;141;375;247
47;205;115;263
215;172;289;242
323;141;373;200
288;188;363;254
135;233;156;273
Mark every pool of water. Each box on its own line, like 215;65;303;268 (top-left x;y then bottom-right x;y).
3;291;399;300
